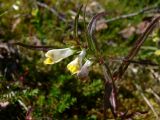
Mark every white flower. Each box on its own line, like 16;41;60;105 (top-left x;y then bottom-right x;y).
44;48;75;64
77;60;93;78
67;49;86;74
12;4;19;10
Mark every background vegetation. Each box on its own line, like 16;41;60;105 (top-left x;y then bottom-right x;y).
0;0;160;119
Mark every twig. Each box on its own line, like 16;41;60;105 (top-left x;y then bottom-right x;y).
12;42;55;51
0;1;16;17
150;69;160;82
135;84;159;119
18;99;28;111
0;10;9;17
36;1;66;21
108;57;160;66
146;88;160;104
113;16;160;81
105;5;159;23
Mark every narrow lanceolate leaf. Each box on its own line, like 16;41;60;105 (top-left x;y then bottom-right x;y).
74;5;83;39
87;12;106;52
83;2;89;46
113;16;160;81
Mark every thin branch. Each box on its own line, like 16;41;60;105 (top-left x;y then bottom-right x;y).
18;99;28;111
0;10;9;17
135;84;159;119
105;5;159;23
12;42;55;51
150;69;160;82
108;57;160;66
36;1;66;21
146;88;160;104
0;1;16;17
113;16;160;81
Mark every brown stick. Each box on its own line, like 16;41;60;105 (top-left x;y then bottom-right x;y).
105;5;159;23
12;42;55;51
113;16;160;81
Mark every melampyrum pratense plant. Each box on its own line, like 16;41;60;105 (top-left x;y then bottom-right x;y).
14;5;160;119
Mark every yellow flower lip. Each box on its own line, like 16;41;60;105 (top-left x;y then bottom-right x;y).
67;49;86;74
44;48;75;65
67;57;80;74
44;57;54;64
